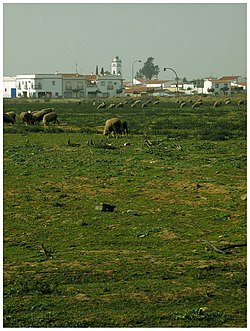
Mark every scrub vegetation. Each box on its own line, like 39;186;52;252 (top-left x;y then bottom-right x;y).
3;95;247;327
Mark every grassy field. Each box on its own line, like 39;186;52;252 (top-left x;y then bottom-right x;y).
3;95;247;327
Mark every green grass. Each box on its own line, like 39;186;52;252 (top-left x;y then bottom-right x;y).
3;95;247;327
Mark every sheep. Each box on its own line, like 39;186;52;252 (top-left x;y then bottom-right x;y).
213;101;221;108
108;103;115;109
32;109;53;123
116;102;124;108
3;113;15;125
103;117;122;137
225;99;231;105
6;111;16;122
238;99;244;106
20;111;33;125
180;102;186;108
97;102;106;109
131;100;141;108
120;121;128;136
192;101;201;108
43;112;59;126
152;100;159;105
141;102;148;108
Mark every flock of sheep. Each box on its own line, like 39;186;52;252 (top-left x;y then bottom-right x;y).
3;97;246;139
3;108;59;126
175;97;245;109
95;99;160;110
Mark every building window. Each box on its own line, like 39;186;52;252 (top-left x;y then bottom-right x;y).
77;82;83;90
52;81;55;85
5;88;7;92
101;81;106;86
215;84;219;88
107;81;113;90
66;82;71;90
224;83;228;87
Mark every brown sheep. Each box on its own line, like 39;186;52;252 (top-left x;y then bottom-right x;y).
103;118;122;137
120;121;128;136
116;102;124;108
6;111;16;122
43;112;59;126
108;103;115;109
213;101;221;108
192;101;201;108
32;109;53;123
97;102;106;109
3;113;15;125
20;111;33;125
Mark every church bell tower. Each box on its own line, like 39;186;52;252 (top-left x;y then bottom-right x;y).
111;56;122;76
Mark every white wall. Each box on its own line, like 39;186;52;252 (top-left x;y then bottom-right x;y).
16;74;62;98
3;77;16;98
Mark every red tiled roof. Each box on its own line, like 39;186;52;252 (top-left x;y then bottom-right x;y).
62;73;84;77
124;85;162;93
136;78;172;84
84;74;97;81
218;75;240;81
209;79;231;83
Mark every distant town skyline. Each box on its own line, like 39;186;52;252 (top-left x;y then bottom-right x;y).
3;3;247;81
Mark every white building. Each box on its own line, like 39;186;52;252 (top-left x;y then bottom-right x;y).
3;76;16;98
4;56;125;99
16;74;63;98
203;79;232;95
62;74;87;98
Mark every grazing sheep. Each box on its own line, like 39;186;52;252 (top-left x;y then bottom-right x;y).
3;113;15;125
180;102;186;108
141;102;148;108
120;121;128;136
43;112;59;126
97;102;106;109
108;103;115;109
116;102;124;108
20;111;33;125
32;109;53;123
213;101;221;108
238;99;244;106
6;111;16;122
153;100;159;105
225;99;231;105
131;100;141;108
103;117;122;137
192;101;201;108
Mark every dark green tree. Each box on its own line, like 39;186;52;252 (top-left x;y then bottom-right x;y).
136;57;160;80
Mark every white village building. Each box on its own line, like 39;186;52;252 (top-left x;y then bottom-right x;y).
15;73;63;98
3;76;16;98
4;56;124;98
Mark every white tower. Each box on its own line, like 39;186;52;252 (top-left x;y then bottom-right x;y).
111;56;122;76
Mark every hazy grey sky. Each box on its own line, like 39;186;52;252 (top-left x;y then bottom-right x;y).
3;2;247;81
